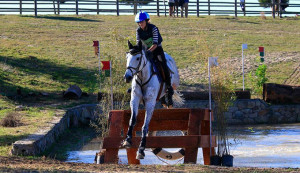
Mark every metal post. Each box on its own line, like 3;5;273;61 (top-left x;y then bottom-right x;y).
242;48;245;91
110;61;113;110
208;57;212;158
34;0;37;17
208;0;210;15
235;0;237;18
157;0;160;16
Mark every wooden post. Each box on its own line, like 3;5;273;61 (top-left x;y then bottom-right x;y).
208;0;210;15
116;0;119;16
184;109;200;163
123;111;140;164
97;0;99;15
197;0;199;17
157;0;160;16
76;0;79;15
34;0;37;17
201;109;215;165
235;0;237;18
103;111;123;163
19;0;22;15
100;109;216;165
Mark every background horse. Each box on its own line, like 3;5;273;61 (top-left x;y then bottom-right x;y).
122;41;184;159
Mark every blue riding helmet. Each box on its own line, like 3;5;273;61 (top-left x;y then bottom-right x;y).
135;11;149;23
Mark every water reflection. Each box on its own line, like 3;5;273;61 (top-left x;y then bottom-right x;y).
66;123;300;168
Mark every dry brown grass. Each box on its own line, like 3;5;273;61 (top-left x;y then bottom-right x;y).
0;112;21;127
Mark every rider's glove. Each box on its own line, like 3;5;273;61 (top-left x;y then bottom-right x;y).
146;50;153;59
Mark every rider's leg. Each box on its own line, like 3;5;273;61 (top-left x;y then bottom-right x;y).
153;46;173;107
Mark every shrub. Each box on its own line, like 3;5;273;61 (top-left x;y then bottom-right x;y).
0;112;21;127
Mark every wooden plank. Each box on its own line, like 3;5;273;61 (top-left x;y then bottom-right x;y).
102;135;216;149
104;110;123;163
123;109;191;122
126;120;188;131
184;109;201;164
126;148;140;164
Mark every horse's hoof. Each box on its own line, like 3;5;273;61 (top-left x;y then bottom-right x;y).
162;104;167;108
136;152;145;160
167;105;173;109
121;140;132;148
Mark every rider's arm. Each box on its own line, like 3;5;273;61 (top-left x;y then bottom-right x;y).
148;44;157;52
148;26;159;52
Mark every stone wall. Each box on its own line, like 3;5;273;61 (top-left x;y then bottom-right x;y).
11;104;98;156
182;99;300;125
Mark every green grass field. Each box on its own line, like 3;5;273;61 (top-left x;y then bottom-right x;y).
1;15;300;156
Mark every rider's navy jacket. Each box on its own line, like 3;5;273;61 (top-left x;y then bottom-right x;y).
136;24;163;48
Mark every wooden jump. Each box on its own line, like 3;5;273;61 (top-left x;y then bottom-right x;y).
97;108;216;165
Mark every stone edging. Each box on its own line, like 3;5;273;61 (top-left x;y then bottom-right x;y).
11;104;98;156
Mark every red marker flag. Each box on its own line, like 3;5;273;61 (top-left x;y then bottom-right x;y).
93;41;99;47
259;47;264;52
101;61;110;70
93;41;99;55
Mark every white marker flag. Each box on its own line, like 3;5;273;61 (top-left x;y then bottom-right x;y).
242;44;248;49
209;57;219;67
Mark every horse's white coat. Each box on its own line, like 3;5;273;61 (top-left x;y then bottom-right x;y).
124;43;183;159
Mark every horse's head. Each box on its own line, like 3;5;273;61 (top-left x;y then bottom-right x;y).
124;40;146;83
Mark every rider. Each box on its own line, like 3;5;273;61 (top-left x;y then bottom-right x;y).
135;11;174;107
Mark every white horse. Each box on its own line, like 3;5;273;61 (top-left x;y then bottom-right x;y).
122;41;184;159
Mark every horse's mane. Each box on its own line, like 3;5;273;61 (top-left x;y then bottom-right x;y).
129;46;141;55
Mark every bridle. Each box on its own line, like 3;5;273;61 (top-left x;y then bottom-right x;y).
126;51;147;76
126;50;157;89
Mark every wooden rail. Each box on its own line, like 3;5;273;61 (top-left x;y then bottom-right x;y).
97;108;216;165
0;0;299;18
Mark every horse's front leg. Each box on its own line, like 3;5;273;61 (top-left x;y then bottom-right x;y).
136;88;157;159
122;89;141;148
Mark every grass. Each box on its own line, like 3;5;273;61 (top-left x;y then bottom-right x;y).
0;14;300;158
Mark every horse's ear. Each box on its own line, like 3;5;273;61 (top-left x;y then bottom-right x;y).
128;40;134;49
138;40;142;51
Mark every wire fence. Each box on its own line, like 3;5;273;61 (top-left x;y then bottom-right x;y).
0;0;299;18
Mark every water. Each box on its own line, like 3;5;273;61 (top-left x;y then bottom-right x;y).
66;123;300;168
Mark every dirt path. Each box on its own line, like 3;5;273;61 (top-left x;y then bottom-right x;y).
0;156;299;173
178;52;300;85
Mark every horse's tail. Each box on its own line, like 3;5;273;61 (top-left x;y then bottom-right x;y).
173;90;185;107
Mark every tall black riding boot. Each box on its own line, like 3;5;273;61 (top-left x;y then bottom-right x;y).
161;61;173;107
